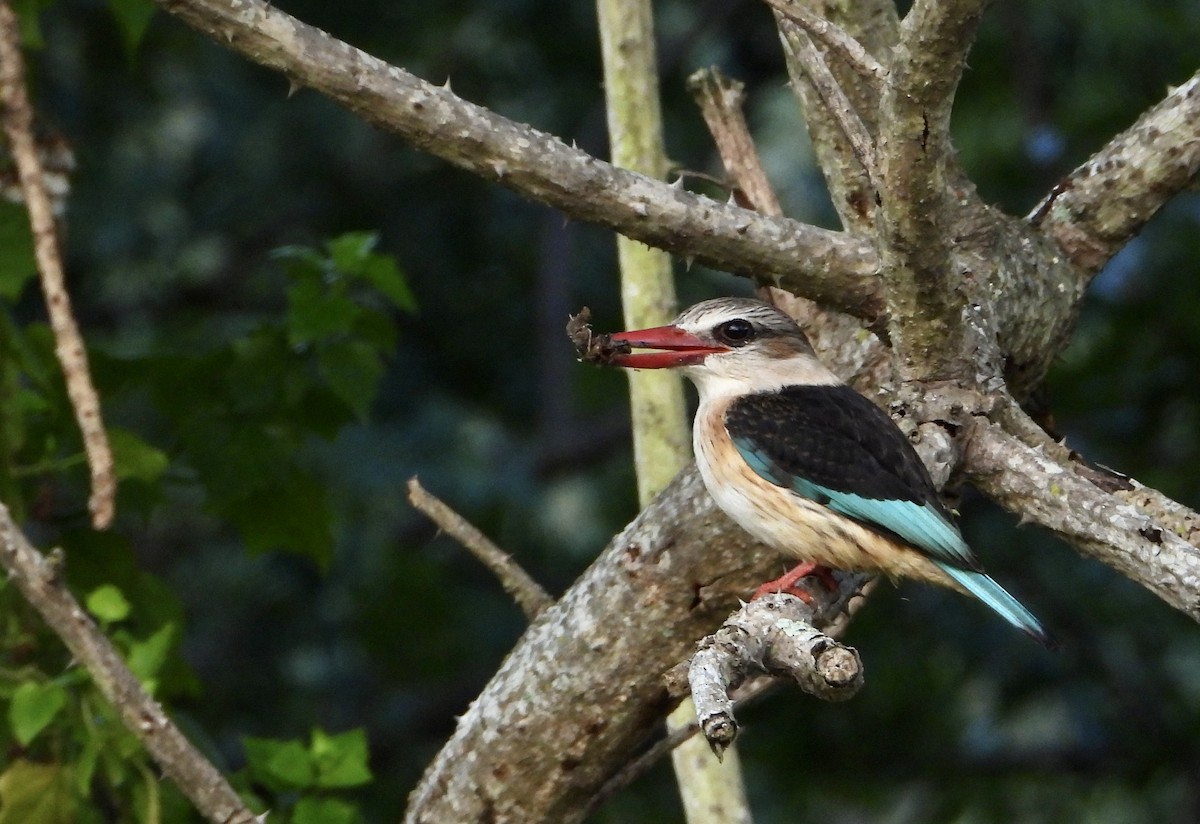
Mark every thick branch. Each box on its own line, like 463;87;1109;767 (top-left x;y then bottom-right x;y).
0;503;257;824
1030;68;1200;274
404;468;799;824
876;0;988;380
154;0;884;320
965;418;1200;620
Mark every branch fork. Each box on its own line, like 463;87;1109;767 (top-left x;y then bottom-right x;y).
688;580;867;756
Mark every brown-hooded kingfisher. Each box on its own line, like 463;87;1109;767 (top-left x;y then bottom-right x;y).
606;297;1049;644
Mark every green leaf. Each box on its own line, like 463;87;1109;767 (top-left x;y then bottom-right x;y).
74;738;99;797
311;728;372;788
107;0;157;54
317;339;383;420
293;796;360;824
126;623;176;689
224;472;333;567
358;252;416;312
0;760;75;824
0;201;36;299
108;427;169;483
286;274;362;345
243;737;316;790
8;682;67;747
325;231;378;273
326;231;416;311
86;584;131;624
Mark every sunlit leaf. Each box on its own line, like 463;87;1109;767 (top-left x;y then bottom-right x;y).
108;427;169;483
126;623;176;689
244;737;315;790
311;728;372;788
8;682;67;747
86;584;131;624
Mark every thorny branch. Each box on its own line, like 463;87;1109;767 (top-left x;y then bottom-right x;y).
776;18;878;186
0;502;259;824
406;477;553;621
0;1;115;529
155;0;885;321
1030;68;1200;274
690;590;865;757
967;415;1200;621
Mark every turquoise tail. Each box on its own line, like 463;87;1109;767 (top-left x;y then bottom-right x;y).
938;564;1054;648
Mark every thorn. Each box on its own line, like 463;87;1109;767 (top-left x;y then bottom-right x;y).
726;190;737;205
631;201;649;217
442;77;453;92
287;79;302;99
670;175;686;189
491;160;507;179
684;255;695;271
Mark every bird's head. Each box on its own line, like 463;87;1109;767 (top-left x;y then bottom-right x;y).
609;297;837;399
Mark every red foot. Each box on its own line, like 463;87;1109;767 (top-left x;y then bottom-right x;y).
752;562;839;604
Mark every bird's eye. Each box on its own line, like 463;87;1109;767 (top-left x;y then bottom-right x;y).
714;319;756;346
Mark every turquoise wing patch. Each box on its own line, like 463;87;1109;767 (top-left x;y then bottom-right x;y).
732;435;977;569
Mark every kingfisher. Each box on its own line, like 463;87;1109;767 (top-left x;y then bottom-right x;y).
606;297;1049;644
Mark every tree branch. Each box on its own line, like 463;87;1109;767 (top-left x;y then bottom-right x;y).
763;0;887;87
1029;68;1200;274
965;416;1200;621
776;17;878;187
0;1;116;529
876;0;988;380
406;477;552;621
403;468;799;824
153;0;884;321
771;0;898;235
689;590;865;756
0;502;258;824
686;68;783;217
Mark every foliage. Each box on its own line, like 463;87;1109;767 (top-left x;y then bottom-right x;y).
0;0;1196;822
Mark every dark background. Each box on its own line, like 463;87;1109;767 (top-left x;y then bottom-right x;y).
7;0;1200;820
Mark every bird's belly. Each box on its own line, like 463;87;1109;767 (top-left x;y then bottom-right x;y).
694;407;937;579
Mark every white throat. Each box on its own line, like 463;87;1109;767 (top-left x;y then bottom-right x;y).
683;351;841;405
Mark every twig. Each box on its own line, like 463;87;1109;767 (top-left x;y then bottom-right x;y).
762;0;887;88
0;501;259;824
582;677;777;819
406;477;553;621
776;17;878;191
686;68;783;217
690;591;864;756
0;2;116;529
